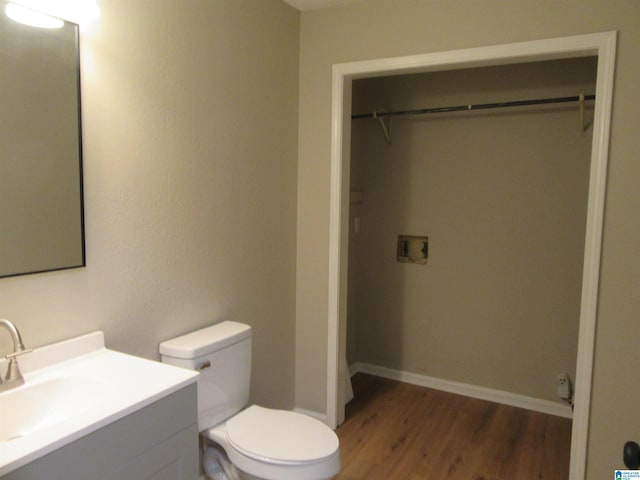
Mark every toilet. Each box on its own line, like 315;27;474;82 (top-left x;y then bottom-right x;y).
159;321;340;480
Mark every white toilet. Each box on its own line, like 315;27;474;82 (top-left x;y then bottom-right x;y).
159;321;340;480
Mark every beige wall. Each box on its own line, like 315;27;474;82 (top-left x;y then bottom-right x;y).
296;1;640;478
0;0;300;409
347;58;595;404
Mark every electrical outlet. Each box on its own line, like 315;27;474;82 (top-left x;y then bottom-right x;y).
557;373;571;399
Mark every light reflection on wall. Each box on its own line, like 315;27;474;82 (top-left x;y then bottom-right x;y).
7;0;99;25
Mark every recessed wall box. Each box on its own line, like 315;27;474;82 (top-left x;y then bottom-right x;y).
397;235;428;264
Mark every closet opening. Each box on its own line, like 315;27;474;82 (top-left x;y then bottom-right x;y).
327;32;616;480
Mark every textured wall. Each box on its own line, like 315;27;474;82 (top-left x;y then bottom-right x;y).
0;0;300;409
296;1;640;478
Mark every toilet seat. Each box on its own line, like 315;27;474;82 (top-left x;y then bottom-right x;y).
204;405;340;480
225;405;339;464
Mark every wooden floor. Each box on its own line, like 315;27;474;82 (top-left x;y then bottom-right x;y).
335;374;572;480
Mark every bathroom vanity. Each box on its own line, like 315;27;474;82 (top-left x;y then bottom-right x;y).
0;332;199;480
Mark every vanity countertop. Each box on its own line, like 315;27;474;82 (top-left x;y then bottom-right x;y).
0;331;198;476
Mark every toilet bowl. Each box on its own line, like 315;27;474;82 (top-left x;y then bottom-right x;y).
160;321;340;480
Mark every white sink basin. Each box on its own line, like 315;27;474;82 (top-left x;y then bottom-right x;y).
0;375;109;443
0;331;198;477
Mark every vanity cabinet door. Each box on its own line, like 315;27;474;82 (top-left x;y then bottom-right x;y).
102;424;198;480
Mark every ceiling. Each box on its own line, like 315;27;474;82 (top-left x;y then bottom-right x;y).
282;0;365;11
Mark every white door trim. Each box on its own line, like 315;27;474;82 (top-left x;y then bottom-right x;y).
327;31;617;480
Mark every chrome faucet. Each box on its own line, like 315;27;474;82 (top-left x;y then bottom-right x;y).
0;319;32;392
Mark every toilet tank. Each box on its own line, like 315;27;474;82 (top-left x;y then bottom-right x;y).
159;321;252;431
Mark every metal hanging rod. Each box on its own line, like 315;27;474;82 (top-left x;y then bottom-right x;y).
352;94;595;120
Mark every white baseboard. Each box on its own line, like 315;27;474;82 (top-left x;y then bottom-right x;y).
351;362;573;419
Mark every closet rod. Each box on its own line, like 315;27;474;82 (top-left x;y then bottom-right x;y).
352;94;596;119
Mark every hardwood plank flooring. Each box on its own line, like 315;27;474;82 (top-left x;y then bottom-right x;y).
335;373;571;480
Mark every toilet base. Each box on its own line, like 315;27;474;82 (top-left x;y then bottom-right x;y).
201;435;240;480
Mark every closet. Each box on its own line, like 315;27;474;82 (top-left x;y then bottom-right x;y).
346;57;597;409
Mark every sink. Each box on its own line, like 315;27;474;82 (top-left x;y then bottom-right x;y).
0;376;109;442
0;331;198;477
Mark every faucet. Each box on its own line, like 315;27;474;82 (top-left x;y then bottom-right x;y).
0;319;32;392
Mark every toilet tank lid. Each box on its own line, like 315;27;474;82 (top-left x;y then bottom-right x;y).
159;321;251;359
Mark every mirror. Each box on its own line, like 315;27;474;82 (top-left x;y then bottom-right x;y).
0;1;85;278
